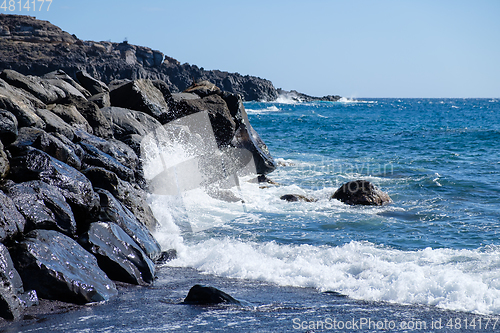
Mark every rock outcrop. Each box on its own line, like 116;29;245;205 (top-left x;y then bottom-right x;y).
0;14;278;102
0;65;275;320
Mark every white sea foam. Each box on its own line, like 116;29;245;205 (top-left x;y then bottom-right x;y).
164;237;500;315
245;105;280;114
150;177;500;315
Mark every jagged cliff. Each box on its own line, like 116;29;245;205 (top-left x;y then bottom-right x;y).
0;14;278;101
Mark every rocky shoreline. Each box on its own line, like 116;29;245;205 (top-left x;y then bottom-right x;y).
0;14;350;323
0;62;278;320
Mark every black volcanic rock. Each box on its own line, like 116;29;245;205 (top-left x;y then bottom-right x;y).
331;180;392;206
32;131;82;169
58;95;113;139
0;78;45;128
0;243;26;320
230;96;276;175
0;69;65;104
0;141;8;178
12;229;118;304
0;190;25;243
34;108;76;141
82;167;158;231
2;180;77;236
8;147;100;227
280;194;317;202
0;109;18;144
183;285;241;305
109;79;169;121
75;71;109;96
96;189;161;260
80;222;155;286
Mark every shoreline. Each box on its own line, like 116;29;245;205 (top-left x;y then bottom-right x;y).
4;266;496;332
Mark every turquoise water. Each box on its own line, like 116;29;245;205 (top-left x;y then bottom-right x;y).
14;98;500;332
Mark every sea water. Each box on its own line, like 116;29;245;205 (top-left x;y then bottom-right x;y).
13;98;500;332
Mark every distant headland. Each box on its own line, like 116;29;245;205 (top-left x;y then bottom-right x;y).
0;14;340;102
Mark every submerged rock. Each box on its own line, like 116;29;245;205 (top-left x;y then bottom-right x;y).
183;285;241;305
80;222;155;286
280;194;317;202
155;249;177;264
12;229;118;304
331;180;392;206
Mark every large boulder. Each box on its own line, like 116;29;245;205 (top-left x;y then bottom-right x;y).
42;70;91;98
0;243;38;321
47;104;93;134
183;285;241;305
83;167;158;231
2;180;77;236
0;69;65;104
230;97;276;175
331;180;392;206
88;91;110;108
79;142;134;182
166;93;236;147
34;108;76;141
80;222;155;286
75;130;138;171
0;78;45;128
0;244;25;320
0;109;18;144
100;106;161;140
58;96;113;139
12;229;118;304
96;189;161;260
75;71;109;96
8;147;100;227
32;131;82;169
109;79;169;121
0;190;25;243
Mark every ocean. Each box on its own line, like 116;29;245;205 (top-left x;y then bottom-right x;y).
11;98;500;332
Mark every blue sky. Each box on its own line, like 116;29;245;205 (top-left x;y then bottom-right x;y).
5;0;500;98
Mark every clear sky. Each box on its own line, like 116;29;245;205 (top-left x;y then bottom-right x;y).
4;0;500;98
